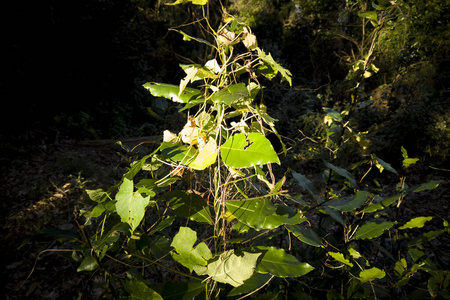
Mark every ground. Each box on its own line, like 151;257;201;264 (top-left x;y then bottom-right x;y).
0;139;448;299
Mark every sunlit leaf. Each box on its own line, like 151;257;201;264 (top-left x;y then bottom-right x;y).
249;246;314;277
143;82;201;103
196;250;261;287
399;216;433;230
211;83;247;106
328;251;353;267
221;133;280;168
358;11;378;23
354;220;394;240
116;178;153;232
359;267;386;283
189;138;217;170
257;49;292;85
226;198;304;230
171;227;212;272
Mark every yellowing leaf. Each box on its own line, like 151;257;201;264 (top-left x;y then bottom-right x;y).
163;130;178;142
243;33;257;50
189;138;218;170
180;119;200;145
218;28;236;46
179;66;198;96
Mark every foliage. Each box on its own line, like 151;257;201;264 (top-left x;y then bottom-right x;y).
22;2;449;300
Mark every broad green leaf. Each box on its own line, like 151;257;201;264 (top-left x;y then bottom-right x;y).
116;178;153;232
226;198;304;231
211;83;248;106
221;133;280;168
86;189;108;203
399;216;433;230
250;246;314;277
326;191;370;212
160;141;197;165
358;11;378;23
123;279;163;300
323;206;344;225
285;224;323;247
188;138;217;170
77;254;98;272
171;227;212;272
411;180;442;192
328;251;353;267
354;221;394;240
361;193;405;213
375;157;398;175
324;161;358;189
359;267;386;283
162;281;206;300
324;108;343;122
257;49;292;85
228;272;272;296
143;82;201;103
407;230;443;246
196;250;261;287
291;170;324;204
165;190;212;224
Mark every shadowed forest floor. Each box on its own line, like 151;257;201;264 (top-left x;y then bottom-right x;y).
1;139;449;299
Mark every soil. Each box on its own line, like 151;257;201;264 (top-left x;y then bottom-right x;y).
0;139;449;299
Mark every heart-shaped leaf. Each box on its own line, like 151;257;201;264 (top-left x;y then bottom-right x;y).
143;82;201;103
221;133;280;168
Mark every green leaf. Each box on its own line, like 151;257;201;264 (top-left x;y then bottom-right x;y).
375;157;398;175
171;227;212;272
292;170;324;204
399;216;433;230
324;161;358;189
86;189;109;203
361;193;405;213
228;273;272;296
226;198;304;231
196;250;261;287
250;246;314;277
401;146;419;168
326;191;370;212
166;0;208;6
115;178;153;232
324;108;343;122
221;133;280;168
257;49;292;85
123;279;163;300
359;267;386;283
411;180;442;192
160;141;197;165
165;190;213;224
328;251;353;267
188;138;217;170
143;82;201;103
162;281;206;300
211;83;248;106
285;225;323;247
358;11;378;23
354;221;394;240
77;254;98;272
